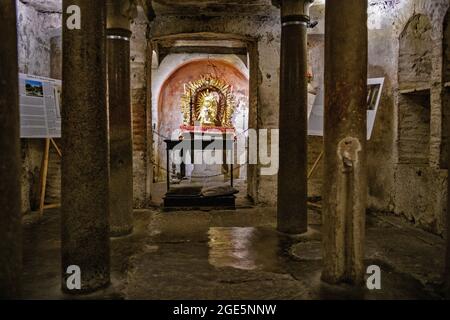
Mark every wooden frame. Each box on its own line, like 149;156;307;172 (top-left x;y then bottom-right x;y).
38;138;62;217
307;151;323;210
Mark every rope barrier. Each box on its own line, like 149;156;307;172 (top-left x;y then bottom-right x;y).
150;158;245;179
152;128;251;142
190;164;245;179
152;130;170;140
235;128;250;139
151;128;249;179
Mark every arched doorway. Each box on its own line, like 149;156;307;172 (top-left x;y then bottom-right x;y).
152;57;250;204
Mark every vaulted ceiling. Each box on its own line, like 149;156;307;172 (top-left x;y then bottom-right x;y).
148;0;278;16
19;0;279;17
18;0;325;18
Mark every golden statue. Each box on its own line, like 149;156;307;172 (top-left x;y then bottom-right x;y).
197;90;218;125
181;75;236;128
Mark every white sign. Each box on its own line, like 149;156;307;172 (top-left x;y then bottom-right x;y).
308;77;385;140
19;73;62;138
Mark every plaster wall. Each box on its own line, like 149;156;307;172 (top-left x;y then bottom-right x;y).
16;0;61;213
16;2;152;210
365;0;449;235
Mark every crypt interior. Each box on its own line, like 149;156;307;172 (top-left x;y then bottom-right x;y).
4;0;450;300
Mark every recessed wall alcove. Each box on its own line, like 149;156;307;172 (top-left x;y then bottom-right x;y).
441;10;450;168
398;14;432;165
152;56;250;188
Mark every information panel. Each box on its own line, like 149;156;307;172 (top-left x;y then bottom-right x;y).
19;73;62;138
308;77;385;140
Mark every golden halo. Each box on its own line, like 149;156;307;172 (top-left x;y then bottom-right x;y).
181;75;236;128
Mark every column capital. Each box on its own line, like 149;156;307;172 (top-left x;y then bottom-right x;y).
278;0;314;25
107;0;138;31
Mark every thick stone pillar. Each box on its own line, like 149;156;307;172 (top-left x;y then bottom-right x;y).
107;0;137;237
0;0;22;299
277;0;313;234
62;0;110;293
322;0;368;285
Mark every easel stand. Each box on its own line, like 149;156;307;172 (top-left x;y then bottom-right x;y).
307;151;323;210
38;138;62;217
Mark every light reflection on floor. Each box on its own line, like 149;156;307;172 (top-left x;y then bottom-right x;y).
208;227;257;270
20;209;443;299
207;227;282;272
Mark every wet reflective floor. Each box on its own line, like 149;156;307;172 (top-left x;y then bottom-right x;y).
21;207;446;299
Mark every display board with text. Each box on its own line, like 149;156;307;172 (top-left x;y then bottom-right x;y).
19;73;62;138
308;78;385;140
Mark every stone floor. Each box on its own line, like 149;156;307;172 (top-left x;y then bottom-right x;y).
21;205;447;300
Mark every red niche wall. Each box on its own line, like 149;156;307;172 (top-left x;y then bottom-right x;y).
157;59;249;138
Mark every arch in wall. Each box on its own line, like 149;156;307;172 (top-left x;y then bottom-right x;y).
399;14;432;90
152;54;249;131
398;14;433;165
153;58;250;188
157;58;249;134
150;32;260;203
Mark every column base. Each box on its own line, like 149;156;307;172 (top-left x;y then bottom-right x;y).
319;279;366;299
276;213;308;235
276;226;319;239
321;273;365;287
61;280;111;296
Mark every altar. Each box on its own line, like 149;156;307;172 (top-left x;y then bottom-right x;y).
163;134;237;210
162;74;240;210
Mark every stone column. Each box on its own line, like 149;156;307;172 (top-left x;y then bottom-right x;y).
443;13;450;294
322;0;368;285
107;0;137;237
0;0;22;299
277;0;313;234
446;160;450;290
62;0;110;293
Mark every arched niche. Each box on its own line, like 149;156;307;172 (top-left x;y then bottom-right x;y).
441;10;450;168
154;58;249;182
399;14;432;91
398;14;432;165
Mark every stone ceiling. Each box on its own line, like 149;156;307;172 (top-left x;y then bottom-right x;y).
18;0;326;17
19;0;62;13
150;0;278;16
